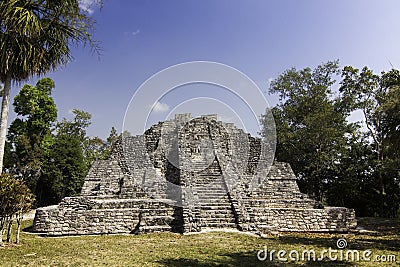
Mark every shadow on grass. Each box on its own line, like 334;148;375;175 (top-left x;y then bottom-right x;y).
345;237;400;251
22;225;34;233
158;251;355;267
274;235;339;249
356;217;400;235
271;235;399;256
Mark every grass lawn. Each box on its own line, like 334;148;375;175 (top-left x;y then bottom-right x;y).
0;218;399;266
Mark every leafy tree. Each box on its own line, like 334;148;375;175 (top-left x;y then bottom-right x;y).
340;67;400;217
39;134;87;206
0;0;99;173
263;61;357;201
35;110;119;206
265;62;400;217
56;109;101;168
35;109;92;206
56;109;92;142
5;78;57;195
84;136;107;163
7;103;112;207
108;127;119;145
57;111;120;167
324;134;377;215
99;127;119;160
0;174;34;245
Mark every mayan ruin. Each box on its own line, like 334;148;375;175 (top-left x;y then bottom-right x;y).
33;114;356;236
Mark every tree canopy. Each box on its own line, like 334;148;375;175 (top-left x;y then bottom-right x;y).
264;61;400;217
0;0;99;173
4;78;117;207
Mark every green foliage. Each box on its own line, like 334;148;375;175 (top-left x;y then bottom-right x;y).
264;60;355;201
39;135;87;206
55;110;118;173
0;0;98;82
34;109;94;206
265;61;400;217
340;67;400;217
4;80;116;207
0;0;100;174
13;82;57;132
56;109;92;141
5;78;57;194
0;174;34;245
100;127;119;160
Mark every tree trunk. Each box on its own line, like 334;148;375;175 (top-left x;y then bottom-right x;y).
0;218;4;247
6;216;13;243
0;216;9;246
0;73;12;173
16;215;21;244
0;230;4;246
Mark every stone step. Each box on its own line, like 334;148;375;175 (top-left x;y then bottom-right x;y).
195;193;228;198
198;213;233;219
142;215;175;225
198;211;233;217
196;195;228;199
245;200;316;206
198;210;235;217
199;206;232;213
198;200;231;205
200;222;237;228
245;197;314;202
199;219;236;225
194;189;227;194
198;203;232;208
195;191;228;198
139;225;172;233
198;217;235;223
196;196;230;202
90;208;175;217
196;194;228;198
194;182;225;186
198;210;233;216
196;200;230;205
248;204;316;212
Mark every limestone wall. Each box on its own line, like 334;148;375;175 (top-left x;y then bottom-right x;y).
33;197;180;236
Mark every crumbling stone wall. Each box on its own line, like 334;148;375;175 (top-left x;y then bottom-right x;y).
33;114;356;236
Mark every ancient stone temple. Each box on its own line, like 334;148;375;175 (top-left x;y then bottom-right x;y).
33;114;356;236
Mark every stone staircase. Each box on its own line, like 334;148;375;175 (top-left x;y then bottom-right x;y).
193;175;238;230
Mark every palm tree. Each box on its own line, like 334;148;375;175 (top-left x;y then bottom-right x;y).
0;0;99;173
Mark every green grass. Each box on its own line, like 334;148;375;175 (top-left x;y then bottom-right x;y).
0;218;399;266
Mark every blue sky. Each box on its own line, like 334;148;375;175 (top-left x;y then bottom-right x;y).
8;0;400;138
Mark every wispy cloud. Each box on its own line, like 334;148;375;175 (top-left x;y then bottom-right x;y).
123;29;141;38
152;101;170;113
79;0;96;15
132;29;140;36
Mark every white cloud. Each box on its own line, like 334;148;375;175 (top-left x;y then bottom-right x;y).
79;0;96;15
152;102;170;113
132;29;140;36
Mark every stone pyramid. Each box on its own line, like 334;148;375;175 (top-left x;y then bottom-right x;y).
33;114;356;236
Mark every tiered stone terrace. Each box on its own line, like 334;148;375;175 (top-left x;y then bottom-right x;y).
33;114;356;236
